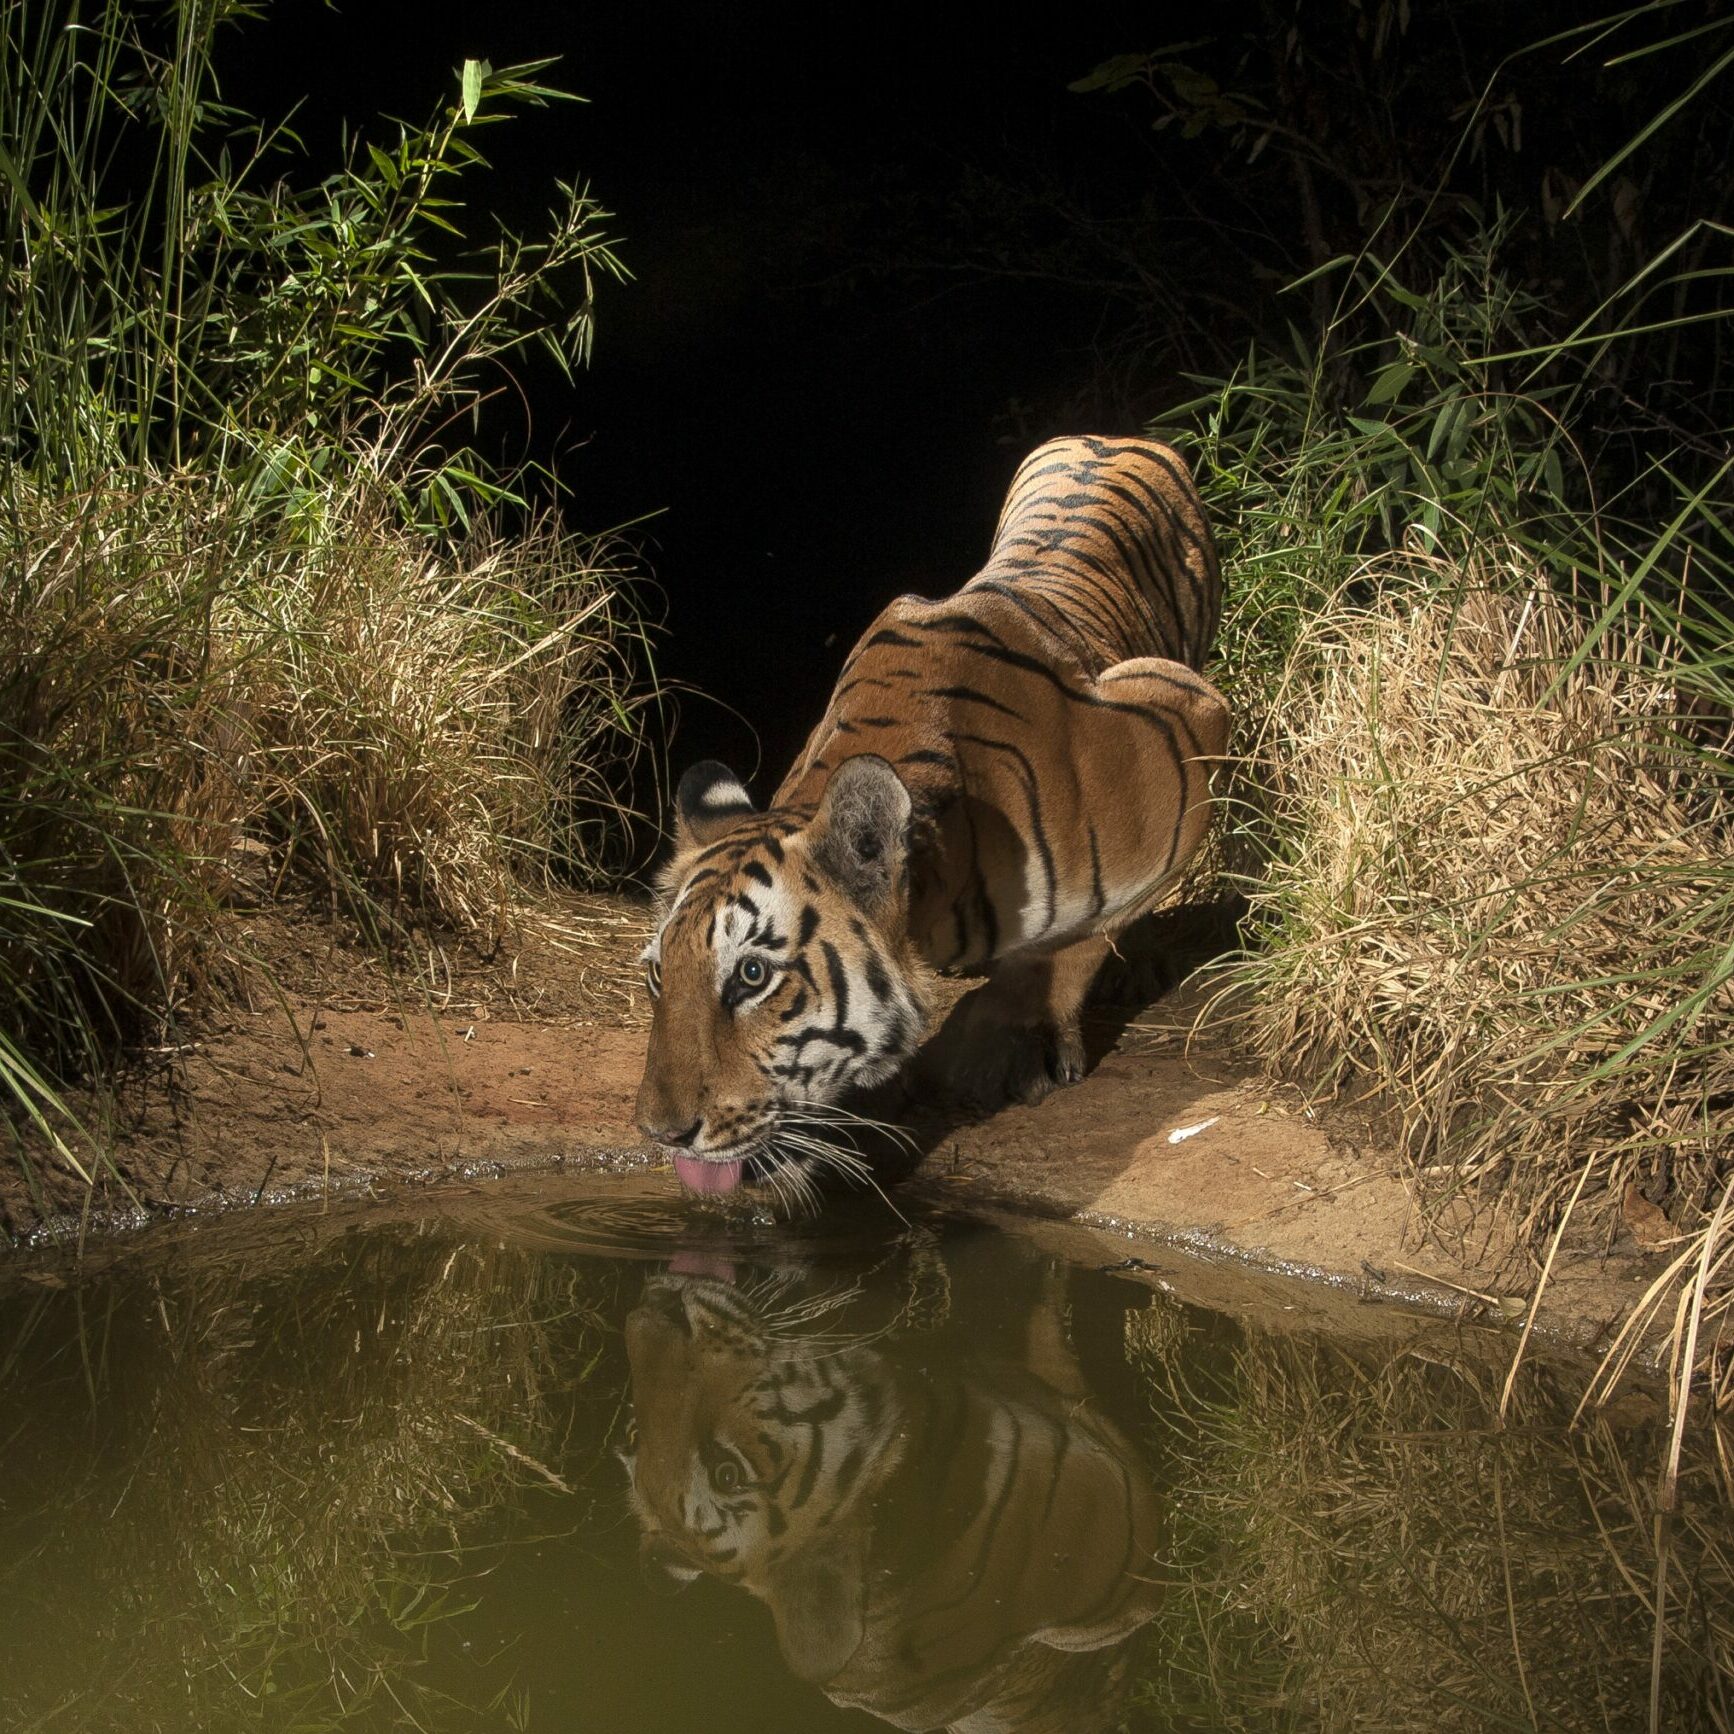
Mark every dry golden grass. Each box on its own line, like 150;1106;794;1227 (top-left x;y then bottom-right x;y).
1217;570;1733;1246
0;474;652;1099
234;499;650;934
0;9;643;1181
1200;563;1734;1483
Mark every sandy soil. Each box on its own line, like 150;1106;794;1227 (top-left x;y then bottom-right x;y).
4;892;1668;1354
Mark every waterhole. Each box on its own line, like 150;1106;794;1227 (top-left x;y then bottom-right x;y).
0;1173;1725;1731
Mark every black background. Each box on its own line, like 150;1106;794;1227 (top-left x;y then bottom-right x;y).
215;2;1715;852
218;3;1261;799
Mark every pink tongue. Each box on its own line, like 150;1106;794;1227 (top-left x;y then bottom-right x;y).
673;1154;744;1195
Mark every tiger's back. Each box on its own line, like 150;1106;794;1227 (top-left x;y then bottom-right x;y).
779;435;1220;801
775;435;1227;974
972;433;1221;672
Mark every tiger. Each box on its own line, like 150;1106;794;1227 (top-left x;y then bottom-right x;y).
620;1261;1165;1731
636;434;1229;1198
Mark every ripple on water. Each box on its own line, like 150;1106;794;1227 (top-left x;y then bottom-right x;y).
463;1171;939;1271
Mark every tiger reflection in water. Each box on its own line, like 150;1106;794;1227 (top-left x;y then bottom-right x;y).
621;1251;1164;1732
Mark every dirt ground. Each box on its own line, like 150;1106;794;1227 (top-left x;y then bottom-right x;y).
4;891;1669;1355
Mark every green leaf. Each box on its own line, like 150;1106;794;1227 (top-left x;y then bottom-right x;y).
1542;443;1565;501
0;141;42;224
1364;362;1417;406
1565;39;1734;218
1161;62;1216;97
461;59;485;123
1424;395;1461;463
1381;281;1430;314
1544;459;1733;700
1068;52;1154;94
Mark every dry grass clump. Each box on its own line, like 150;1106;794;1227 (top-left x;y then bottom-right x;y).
2;479;256;1129
1219;566;1734;1262
0;474;650;1127
234;500;649;931
0;13;645;1185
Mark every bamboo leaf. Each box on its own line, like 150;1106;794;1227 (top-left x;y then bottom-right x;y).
1564;41;1734;217
461;58;485;122
1365;362;1417;406
1543;460;1732;701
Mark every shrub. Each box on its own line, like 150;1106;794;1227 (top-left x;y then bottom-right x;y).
1163;230;1734;1404
0;4;649;1185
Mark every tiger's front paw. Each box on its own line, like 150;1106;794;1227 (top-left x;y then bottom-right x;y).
914;991;1086;1111
1009;1015;1088;1104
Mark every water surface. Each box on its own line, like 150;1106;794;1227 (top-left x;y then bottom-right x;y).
0;1176;1726;1731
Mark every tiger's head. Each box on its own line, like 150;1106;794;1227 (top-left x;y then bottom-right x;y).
622;1272;897;1680
634;755;932;1200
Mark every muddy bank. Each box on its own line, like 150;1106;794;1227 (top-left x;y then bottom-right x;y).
4;895;1667;1356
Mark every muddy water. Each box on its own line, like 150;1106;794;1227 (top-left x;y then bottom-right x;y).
0;1177;1725;1732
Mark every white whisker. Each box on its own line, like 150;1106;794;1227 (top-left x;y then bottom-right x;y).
782;1099;919;1154
768;1124;911;1228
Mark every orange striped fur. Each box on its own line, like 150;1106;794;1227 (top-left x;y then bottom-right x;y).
636;436;1229;1198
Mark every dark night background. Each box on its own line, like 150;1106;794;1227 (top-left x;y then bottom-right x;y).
218;1;1733;851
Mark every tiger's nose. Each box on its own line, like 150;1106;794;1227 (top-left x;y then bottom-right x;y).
640;1113;702;1148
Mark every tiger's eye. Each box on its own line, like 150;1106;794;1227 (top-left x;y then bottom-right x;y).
735;956;768;990
711;1459;742;1494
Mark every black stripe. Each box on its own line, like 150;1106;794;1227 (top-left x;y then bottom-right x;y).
789;1424;826;1510
929;684;1025;720
975;873;1000;959
830;1440;866;1502
863;951;892;1002
819;940;850;1024
955;731;1056;930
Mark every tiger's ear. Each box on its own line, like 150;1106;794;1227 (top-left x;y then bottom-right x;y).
769;1535;867;1683
674;760;756;850
806;755;911;917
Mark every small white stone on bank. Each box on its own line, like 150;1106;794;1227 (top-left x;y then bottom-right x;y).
1166;1116;1221;1145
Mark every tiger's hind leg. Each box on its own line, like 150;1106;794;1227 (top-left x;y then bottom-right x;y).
915;933;1111;1109
912;653;1228;1113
